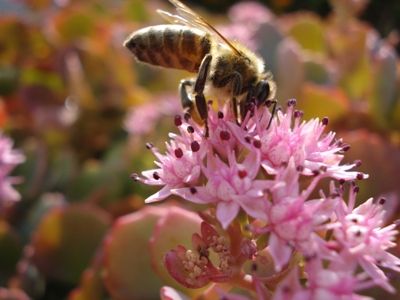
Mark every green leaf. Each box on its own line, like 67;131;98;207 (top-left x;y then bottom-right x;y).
32;204;110;284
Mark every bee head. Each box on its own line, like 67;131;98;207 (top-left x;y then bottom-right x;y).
254;80;271;105
258;66;276;103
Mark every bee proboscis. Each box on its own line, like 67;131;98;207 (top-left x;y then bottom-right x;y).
124;0;276;135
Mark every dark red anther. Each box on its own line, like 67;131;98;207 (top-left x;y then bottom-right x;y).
287;99;297;106
353;186;360;193
354;160;362;167
378;198;386;205
190;187;197;194
296;165;304;172
342;144;351;152
220;130;231;141
322;117;329;126
238;170;247;178
145;142;153;149
191;141;200;152
244;136;251;143
187;126;194;133
356;173;364;180
339;178;345;185
294;110;303;118
130;173;139;181
153;172;160;180
253;139;261;148
184;112;191;121
174;115;182;126
217;111;224;119
312;170;320;176
174;148;184;158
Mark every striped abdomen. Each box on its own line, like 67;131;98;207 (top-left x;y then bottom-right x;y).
124;24;211;73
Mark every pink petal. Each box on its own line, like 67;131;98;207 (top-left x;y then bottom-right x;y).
160;286;190;300
232;195;268;221
358;257;394;293
216;202;240;229
243;151;261;178
141;169;165;185
183;165;201;183
380;251;400;272
261;162;278;175
268;233;292;272
145;185;172;203
274;267;305;300
171;187;214;204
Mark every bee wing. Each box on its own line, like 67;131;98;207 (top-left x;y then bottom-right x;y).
157;0;241;55
157;9;193;27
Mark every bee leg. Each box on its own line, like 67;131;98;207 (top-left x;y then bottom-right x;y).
241;85;256;121
194;54;212;137
194;54;212;95
179;79;196;112
221;71;243;123
254;80;277;129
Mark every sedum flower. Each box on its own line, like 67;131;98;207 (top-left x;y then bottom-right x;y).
133;119;206;203
232;101;365;180
0;132;25;204
135;98;398;298
325;185;400;293
136;100;364;228
274;262;374;300
172;150;270;229
262;160;338;271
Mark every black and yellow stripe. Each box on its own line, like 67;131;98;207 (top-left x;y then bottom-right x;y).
124;24;211;73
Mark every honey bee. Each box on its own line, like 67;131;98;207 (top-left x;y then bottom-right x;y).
124;0;276;135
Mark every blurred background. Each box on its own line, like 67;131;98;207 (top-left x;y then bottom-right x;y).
0;0;399;299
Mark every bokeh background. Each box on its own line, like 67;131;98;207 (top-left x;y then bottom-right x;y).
0;0;399;299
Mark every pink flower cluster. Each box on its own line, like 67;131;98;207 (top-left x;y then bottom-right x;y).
0;132;25;204
135;100;399;299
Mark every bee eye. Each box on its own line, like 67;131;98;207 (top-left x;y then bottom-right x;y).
265;82;270;96
255;81;270;105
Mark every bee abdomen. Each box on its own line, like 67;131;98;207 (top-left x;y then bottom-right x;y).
124;24;211;73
